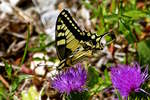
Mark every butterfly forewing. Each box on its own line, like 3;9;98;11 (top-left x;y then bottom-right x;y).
56;9;83;62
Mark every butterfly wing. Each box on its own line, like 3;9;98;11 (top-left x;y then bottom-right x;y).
55;9;83;64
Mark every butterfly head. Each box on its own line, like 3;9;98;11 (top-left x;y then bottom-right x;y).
95;31;116;51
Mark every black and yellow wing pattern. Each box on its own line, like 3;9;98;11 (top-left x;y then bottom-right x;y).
55;9;115;70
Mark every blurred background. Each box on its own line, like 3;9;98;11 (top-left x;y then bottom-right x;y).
0;0;150;100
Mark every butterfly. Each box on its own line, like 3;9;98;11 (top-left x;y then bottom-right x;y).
55;9;115;70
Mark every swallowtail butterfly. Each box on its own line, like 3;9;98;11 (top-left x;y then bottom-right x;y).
56;9;115;70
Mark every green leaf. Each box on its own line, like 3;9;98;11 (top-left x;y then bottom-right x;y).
32;57;43;61
3;60;12;79
119;19;137;43
87;67;100;89
129;0;136;6
104;14;119;23
21;86;39;100
28;39;55;52
67;91;90;100
81;1;93;10
124;10;147;20
137;39;150;65
116;89;122;100
11;75;30;92
87;67;111;95
94;69;111;92
0;83;7;99
111;0;117;13
98;5;105;34
104;69;111;85
133;23;142;35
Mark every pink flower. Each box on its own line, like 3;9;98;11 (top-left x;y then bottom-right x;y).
110;63;148;97
52;63;87;94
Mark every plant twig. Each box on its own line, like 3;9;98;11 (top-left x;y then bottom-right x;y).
0;75;9;89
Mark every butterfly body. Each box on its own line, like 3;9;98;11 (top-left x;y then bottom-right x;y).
55;9;115;70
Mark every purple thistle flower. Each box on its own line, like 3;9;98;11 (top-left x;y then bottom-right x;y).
110;63;149;97
52;63;87;94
